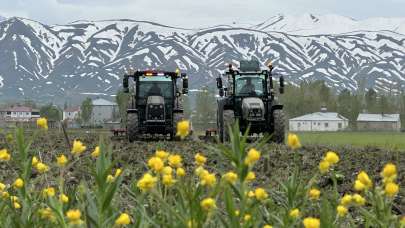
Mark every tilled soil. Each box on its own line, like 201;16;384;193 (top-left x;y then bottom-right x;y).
1;130;404;213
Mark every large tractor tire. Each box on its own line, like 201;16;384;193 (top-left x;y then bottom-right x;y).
172;112;185;140
271;109;285;144
218;102;235;143
127;113;138;142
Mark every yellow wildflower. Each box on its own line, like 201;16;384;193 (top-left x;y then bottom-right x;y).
56;154;68;167
91;146;100;158
244;214;251;222
303;217;320;228
162;174;175;186
66;209;82;224
223;171;238;184
234;210;240;216
36;162;49;173
59;194;69;203
385;182;399;197
36;117;48;130
14;202;21;209
114;168;123;178
176;120;190;139
263;225;273;228
168;154;182;168
71;140;86;155
106;175;114;183
381;163;397;183
200;198;216;212
247;191;255;198
0;182;6;191
13;178;24;189
245;171;256;182
163;166;173;175
2;191;10;199
337;205;348;217
42;187;56;197
32;156;39;166
195;166;208;177
155;150;169;160
324;151;339;164
200;172;216;187
357;171;372;189
353;194;366;206
0;149;11;161
289;208;300;218
148;157;164;172
244;148;261;166
287;133;301;150
254;188;268;201
354;180;366;191
176;167;186;177
308;188;321;200
319;160;330;174
195;153;207;166
340;194;353;206
137;173;157;191
39;207;55;221
115;213;131;225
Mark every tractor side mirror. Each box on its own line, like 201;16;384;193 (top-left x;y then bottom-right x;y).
123;75;129;93
279;75;285;94
216;77;223;89
182;73;188;94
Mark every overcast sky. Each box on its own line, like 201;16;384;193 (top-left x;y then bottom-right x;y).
1;0;405;27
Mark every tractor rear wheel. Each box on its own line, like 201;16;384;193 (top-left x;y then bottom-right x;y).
127;113;138;142
272;109;285;144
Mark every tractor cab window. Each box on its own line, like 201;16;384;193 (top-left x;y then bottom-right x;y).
235;75;266;97
138;76;173;99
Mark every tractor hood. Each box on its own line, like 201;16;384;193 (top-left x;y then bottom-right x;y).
241;97;265;121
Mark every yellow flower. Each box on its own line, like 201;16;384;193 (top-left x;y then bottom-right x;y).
176;167;186;177
287;133;301;150
200;172;216;187
115;213;131;225
254;188;268;201
354;180;366;191
59;194;69;203
91;146;100;158
155;150;169;160
176;120;190;139
244;214;251;222
13;178;24;189
263;225;273;228
340;194;353;206
71;140;86;155
303;217;320;228
0;182;6;191
32;156;39;166
36;162;49;173
0;149;11;161
357;171;372;189
244;148;261;166
337;205;348;217
114;168;123;178
39;207;55;221
195;153;207;166
106;175;114;183
163;166;173;175
10;195;18;202
245;171;256;182
168;154;182;168
13;202;21;209
162;174;176;186
195;166;208;177
2;191;10;199
381;163;397;183
324;151;339;164
36;117;48;130
137;173;157;191
308;188;321;200
289;208;300;218
66;209;82;224
319;160;330;174
385;182;399;197
352;194;366;206
247;191;255;198
200;197;216;212
148;157;164;172
223;171;238;184
234;210;240;216
42;187;56;197
56;154;68;167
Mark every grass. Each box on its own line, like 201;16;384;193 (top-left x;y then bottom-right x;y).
293;131;405;150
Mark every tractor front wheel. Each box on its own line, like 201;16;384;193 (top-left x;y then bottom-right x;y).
271;109;285;144
127;113;139;142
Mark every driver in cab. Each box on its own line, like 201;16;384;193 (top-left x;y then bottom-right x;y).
240;78;256;95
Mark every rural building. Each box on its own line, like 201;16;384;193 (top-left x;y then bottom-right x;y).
289;112;349;131
63;106;80;120
357;114;401;131
0;106;40;122
90;98;118;126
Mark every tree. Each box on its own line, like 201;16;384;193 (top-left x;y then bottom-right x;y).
116;90;130;125
40;104;61;121
194;87;216;130
365;88;377;113
80;98;93;124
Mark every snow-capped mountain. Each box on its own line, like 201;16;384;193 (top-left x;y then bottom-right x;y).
0;15;404;102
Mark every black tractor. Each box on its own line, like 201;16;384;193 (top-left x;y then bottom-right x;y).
123;70;188;142
216;60;285;143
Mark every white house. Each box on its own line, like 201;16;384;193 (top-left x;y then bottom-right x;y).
63;106;80;120
357;114;401;131
0;106;40;121
91;98;118;125
289;112;349;132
